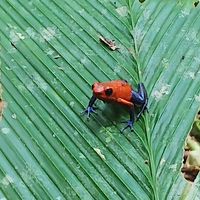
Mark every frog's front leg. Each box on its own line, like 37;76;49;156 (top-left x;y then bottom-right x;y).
82;95;97;118
132;83;148;120
120;107;135;133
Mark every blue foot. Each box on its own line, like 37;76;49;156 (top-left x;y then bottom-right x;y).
81;106;97;119
120;120;134;133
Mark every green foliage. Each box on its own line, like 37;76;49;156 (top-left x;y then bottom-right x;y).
0;0;200;199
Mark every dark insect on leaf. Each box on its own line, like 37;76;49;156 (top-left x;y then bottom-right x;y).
194;1;199;7
11;42;17;48
54;55;61;59
99;36;119;51
144;160;149;165
139;0;145;3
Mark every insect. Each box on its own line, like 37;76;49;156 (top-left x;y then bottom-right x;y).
82;80;148;133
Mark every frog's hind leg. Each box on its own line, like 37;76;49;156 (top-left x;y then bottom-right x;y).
132;83;148;121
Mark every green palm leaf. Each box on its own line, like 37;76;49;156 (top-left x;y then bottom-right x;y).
0;0;200;199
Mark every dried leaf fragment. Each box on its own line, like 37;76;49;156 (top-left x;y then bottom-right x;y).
115;6;128;17
182;135;200;182
181;165;200;182
99;36;119;51
94;148;106;160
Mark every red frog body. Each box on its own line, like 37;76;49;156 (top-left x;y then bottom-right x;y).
92;80;133;107
83;80;148;133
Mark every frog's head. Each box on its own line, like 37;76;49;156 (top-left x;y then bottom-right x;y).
92;82;113;101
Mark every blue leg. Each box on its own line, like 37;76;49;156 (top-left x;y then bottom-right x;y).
136;102;148;121
82;95;97;118
132;83;147;104
120;107;135;133
132;83;148;120
88;95;97;107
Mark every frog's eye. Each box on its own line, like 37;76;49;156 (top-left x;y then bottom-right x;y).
105;88;113;96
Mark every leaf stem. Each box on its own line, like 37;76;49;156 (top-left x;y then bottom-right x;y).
128;0;141;82
144;114;159;200
127;1;159;199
